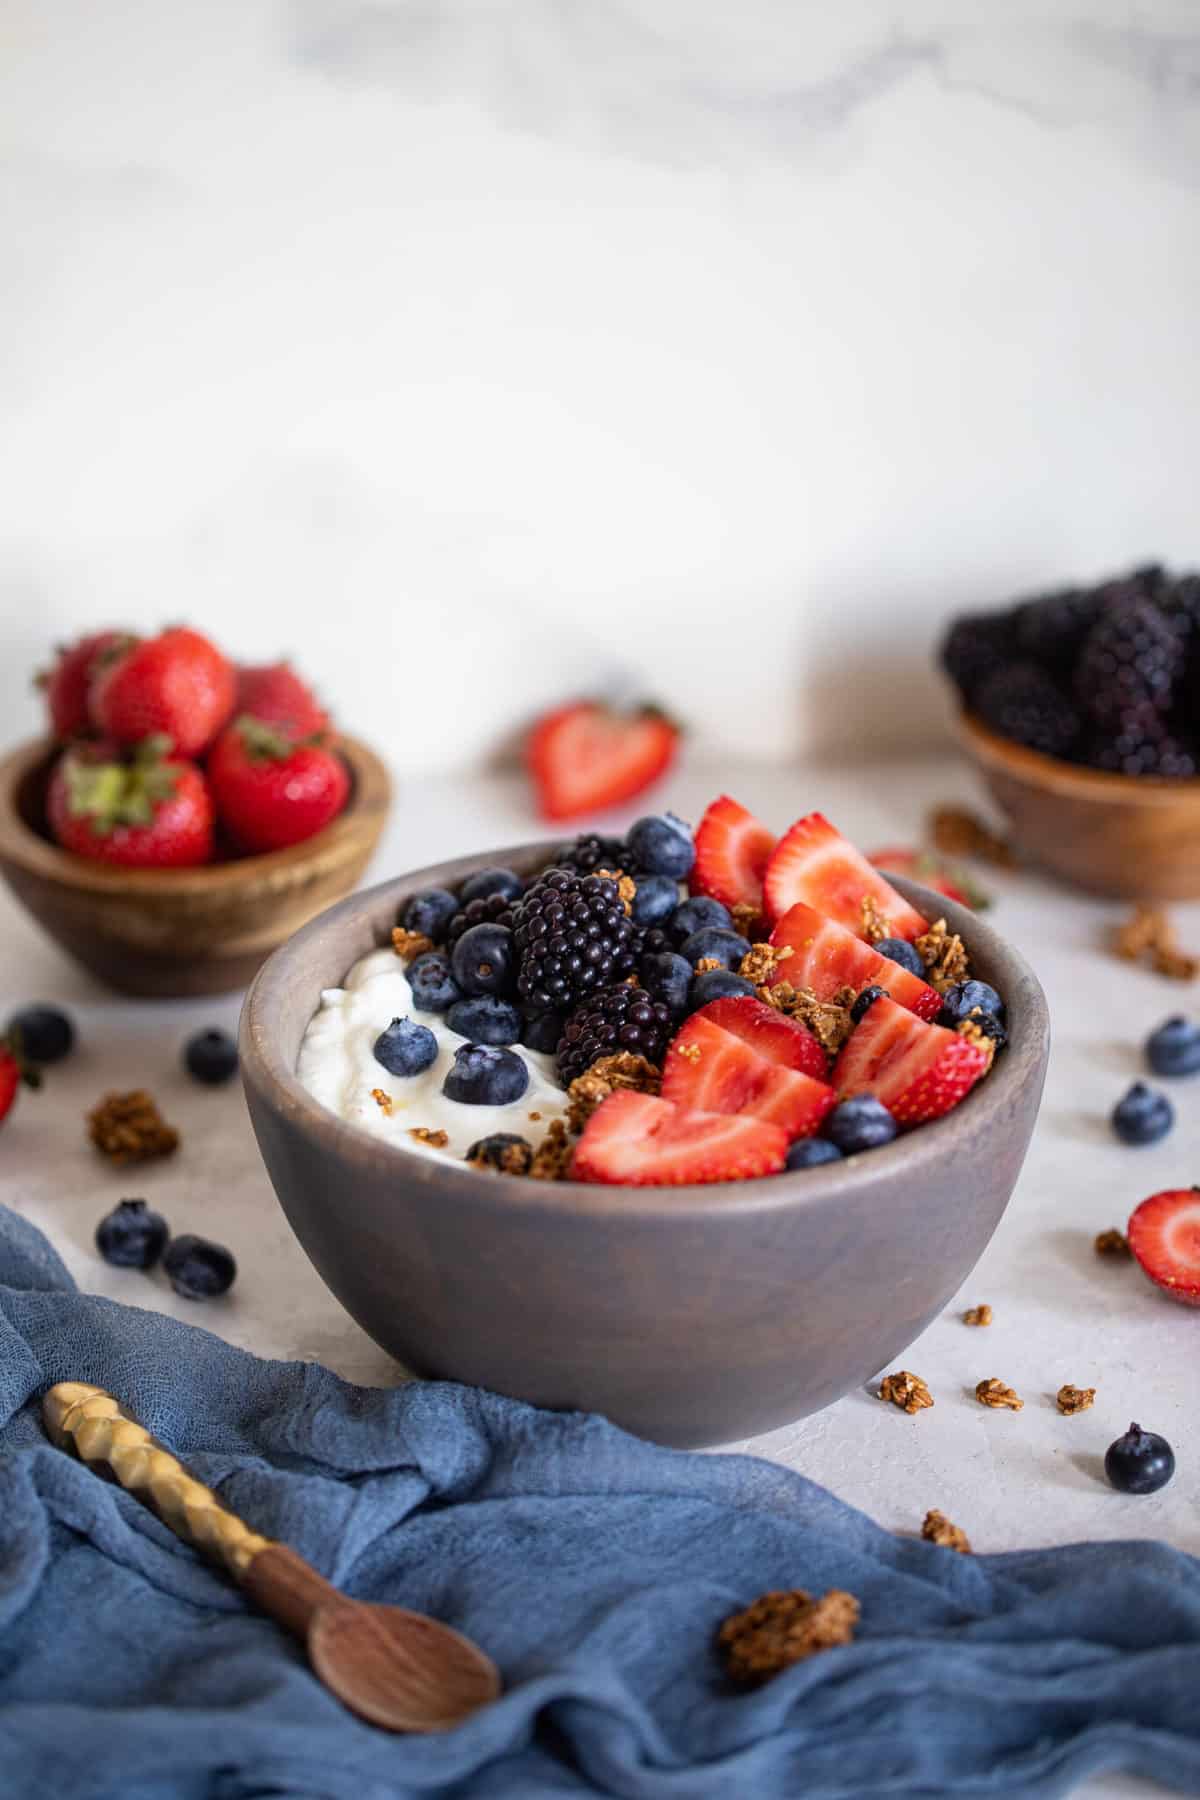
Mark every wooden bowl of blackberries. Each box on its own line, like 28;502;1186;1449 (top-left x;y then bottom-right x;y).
941;564;1200;900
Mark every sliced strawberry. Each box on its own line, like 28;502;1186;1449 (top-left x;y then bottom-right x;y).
662;1003;834;1139
869;847;989;911
690;795;777;912
696;995;828;1080
573;1090;787;1186
763;812;929;938
1127;1189;1200;1308
769;902;942;1022
831;995;989;1127
527;701;678;822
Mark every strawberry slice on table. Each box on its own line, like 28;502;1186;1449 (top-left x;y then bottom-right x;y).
690;795;777;912
769;902;942;1021
869;847;989;911
47;738;215;868
1127;1189;1200;1308
662;998;834;1139
763;811;929;938
0;1034;40;1129
830;995;989;1127
527;701;678;822
573;1090;788;1186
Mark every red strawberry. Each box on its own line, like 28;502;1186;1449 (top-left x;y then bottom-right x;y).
763;812;929;938
527;701;678;822
574;1089;788;1186
1127;1189;1200;1308
662;998;834;1138
235;662;329;740
208;717;350;853
869;847;989;911
0;1035;40;1129
690;795;777;912
769;902;942;1021
47;740;214;868
38;630;134;739
830;995;989;1127
90;627;236;757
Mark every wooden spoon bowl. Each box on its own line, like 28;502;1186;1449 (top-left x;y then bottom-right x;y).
956;711;1200;901
0;734;391;997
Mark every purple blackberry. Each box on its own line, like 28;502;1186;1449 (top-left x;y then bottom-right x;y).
557;833;633;876
1085;715;1197;779
1012;586;1098;674
512;867;639;1014
445;890;514;948
976;661;1081;760
939;610;1017;705
1074;591;1181;729
556;982;673;1086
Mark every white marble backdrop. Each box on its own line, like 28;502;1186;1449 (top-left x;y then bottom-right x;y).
2;1;1199;773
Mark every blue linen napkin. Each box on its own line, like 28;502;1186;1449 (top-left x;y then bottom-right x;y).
0;1203;1197;1800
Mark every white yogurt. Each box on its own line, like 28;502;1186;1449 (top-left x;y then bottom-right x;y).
295;947;569;1161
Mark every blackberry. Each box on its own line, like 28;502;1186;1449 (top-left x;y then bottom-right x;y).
939;610;1017;705
639;926;671;960
1084;714;1197;779
556;982;673;1086
976;661;1081;760
1012;587;1098;674
512;867;639;1014
445;890;514;949
557;833;632;876
1074;592;1181;729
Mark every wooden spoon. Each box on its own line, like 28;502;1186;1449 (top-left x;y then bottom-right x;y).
43;1381;501;1732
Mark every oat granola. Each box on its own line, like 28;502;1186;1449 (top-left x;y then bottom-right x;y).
529;1119;573;1181
975;1377;1023;1411
739;942;792;986
566;1053;661;1133
410;1126;449;1149
921;1509;971;1554
916;919;969;992
879;1370;934;1414
87;1091;180;1166
860;894;891;944
1094;1228;1131;1258
761;984;853;1056
391;926;435;962
1056;1384;1096;1416
717;1588;859;1683
962;1303;993;1327
370;1087;393;1116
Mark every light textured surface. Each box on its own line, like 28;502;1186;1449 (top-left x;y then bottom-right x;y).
0;754;1193;1798
3;1;1200;770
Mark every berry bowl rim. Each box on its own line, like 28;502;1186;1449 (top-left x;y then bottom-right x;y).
956;710;1200;802
240;845;1051;1220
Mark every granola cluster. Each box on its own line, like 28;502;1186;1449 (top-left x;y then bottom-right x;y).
1113;905;1197;981
962;1303;993;1327
1094;1228;1131;1258
915;919;970;993
860;895;891;944
391;926;435;962
1056;1384;1096;1416
566;1053;661;1133
87;1091;179;1166
955;1014;997;1067
717;1588;860;1683
370;1087;393;1116
410;1126;449;1149
921;1509;971;1554
528;1119;573;1181
879;1370;933;1414
975;1377;1023;1411
738;941;792;986
760;983;855;1056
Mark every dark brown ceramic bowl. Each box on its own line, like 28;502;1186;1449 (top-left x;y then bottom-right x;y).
240;850;1050;1447
0;734;391;998
956;711;1200;900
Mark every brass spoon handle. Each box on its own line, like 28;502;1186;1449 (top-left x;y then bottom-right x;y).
44;1381;276;1581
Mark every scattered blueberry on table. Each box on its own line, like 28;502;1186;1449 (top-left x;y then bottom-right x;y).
1104;1423;1175;1495
163;1234;237;1301
7;1004;75;1065
1145;1016;1200;1078
95;1200;169;1270
1110;1082;1173;1146
183;1028;239;1086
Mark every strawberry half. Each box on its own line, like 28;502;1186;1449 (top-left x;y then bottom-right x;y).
763;811;929;938
1127;1189;1200;1308
573;1090;788;1186
831;995;989;1127
527;701;678;822
690;795;777;912
662;998;833;1139
769;902;942;1021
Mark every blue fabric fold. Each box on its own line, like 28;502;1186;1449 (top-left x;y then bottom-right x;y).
0;1202;1196;1800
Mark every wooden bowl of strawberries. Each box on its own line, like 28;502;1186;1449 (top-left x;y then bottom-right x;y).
0;627;391;997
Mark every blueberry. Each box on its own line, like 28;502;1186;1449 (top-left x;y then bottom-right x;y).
874;939;925;978
641;951;693;1018
1145;1015;1200;1077
7;1004;74;1064
407;952;463;1014
679;927;751;972
825;1096;898;1154
521;1011;563;1054
373;1016;438;1076
785;1138;844;1171
1104;1422;1175;1495
669;896;732;943
1110;1081;1173;1146
401;887;458;944
626;813;694;880
451;922;517;997
938;980;1005;1024
183;1028;239;1086
688;970;757;1011
95;1199;169;1270
631;873;680;928
162;1234;237;1300
459;867;523;906
850;985;888;1025
442;1043;529;1106
447;996;523;1045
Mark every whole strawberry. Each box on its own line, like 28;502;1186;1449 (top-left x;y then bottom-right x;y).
235;662;329;740
48;739;215;868
0;1034;40;1130
39;630;134;739
89;627;235;757
208;717;349;853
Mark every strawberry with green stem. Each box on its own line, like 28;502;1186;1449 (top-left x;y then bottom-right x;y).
47;737;215;867
207;716;349;853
